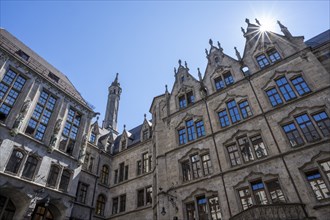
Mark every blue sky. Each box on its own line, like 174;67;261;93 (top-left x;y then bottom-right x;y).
1;1;329;132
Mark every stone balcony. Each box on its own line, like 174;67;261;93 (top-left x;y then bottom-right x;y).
230;203;316;220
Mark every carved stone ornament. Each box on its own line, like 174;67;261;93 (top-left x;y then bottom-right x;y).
78;134;88;165
48;118;62;153
10;99;31;136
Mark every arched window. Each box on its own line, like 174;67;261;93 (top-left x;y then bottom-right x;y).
59;169;71;192
100;165;109;185
47;165;60;188
22;155;39;179
5;150;24;174
32;204;53;220
95;194;106;216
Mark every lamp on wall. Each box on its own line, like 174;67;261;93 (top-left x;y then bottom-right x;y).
159;187;178;216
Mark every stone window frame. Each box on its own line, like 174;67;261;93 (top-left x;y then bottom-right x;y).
299;152;330;202
59;106;82;155
175;114;205;146
233;172;287;211
214;93;252;130
76;181;89;204
179;148;213;183
262;71;313;108
136;186;152;208
210;67;235;93
46;162;72;191
223;129;269;168
96;194;107;216
0;67;28;123
253;44;282;70
111;194;126;215
4;146;42;180
175;86;195;110
278;106;329;149
182;188;222;220
100;164;110;185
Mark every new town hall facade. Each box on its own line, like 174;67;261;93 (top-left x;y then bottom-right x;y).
0;19;329;220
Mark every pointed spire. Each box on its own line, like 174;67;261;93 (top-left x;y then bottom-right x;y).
165;84;168;93
209;38;213;46
217;41;223;52
197;68;202;81
245;18;250;25
234;47;242;61
241;27;246;35
123;124;126;130
144;113;146;119
205;48;209;56
255;18;261;26
277;20;292;38
178;59;182;66
111;73;120;86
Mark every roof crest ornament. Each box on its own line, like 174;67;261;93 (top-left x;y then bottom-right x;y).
209;38;213;47
197;68;202;81
178;59;182;67
184;61;188;69
241;27;246;35
205;48;209;56
234;47;242;61
165;84;168;93
245;18;250;25
255;18;261;26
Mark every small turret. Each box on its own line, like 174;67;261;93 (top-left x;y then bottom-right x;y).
277;20;293;38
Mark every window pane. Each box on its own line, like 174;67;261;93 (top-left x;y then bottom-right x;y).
238;136;254;162
179;95;187;109
266;88;283;107
186;119;196;141
267;49;281;63
191;154;202;179
251;135;268;158
227;100;241;123
5;150;24;174
227;145;241;166
22;155;38;179
137;189;144;207
197;196;209;220
266;179;286;203
256;54;270;69
47;165;59;187
187;91;195;104
208;196;222;220
182;160;192;182
238;188;253;210
312;111;330;137
295;114;320;142
218;110;230;128
146;186;152;205
186;202;196;220
202;154;212;176
282;123;304;147
178;128;187;145
59;170;71;191
275;77;296;101
306;171;330;200
112;197;118;214
239;101;252;119
224;72;234;85
214;76;225;91
196;121;205;138
291;76;311;96
119;194;126;212
251;181;268;205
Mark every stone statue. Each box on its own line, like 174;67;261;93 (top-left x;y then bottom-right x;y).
47;118;62;153
78;134;88;165
10;99;31;136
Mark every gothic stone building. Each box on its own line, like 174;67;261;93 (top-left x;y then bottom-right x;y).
0;19;329;220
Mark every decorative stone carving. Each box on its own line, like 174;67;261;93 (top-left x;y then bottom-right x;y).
48;119;62;153
10;99;31;136
78;134;88;165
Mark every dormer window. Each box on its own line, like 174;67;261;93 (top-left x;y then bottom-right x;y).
214;76;225;91
16;49;29;61
178;91;195;109
142;129;149;141
121;139;126;150
256;48;282;69
90;132;96;144
48;72;60;83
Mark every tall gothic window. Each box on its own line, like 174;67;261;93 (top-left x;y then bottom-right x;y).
275;77;296;101
22;155;38;179
96;194;106;216
76;182;88;204
47;165;60;188
100;165;109;185
59;108;81;155
5;150;24;174
59;169;71;192
25;90;57;140
0;69;26;121
178;91;195;109
227;100;241;123
312;111;330;137
305;170;330;200
178;119;205;145
181;152;212;182
0;195;16;220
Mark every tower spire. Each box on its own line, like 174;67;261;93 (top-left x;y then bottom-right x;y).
103;73;122;131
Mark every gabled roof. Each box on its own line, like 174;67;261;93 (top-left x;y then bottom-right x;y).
0;28;92;110
305;29;330;48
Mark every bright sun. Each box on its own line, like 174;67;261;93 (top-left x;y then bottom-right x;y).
259;17;276;32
